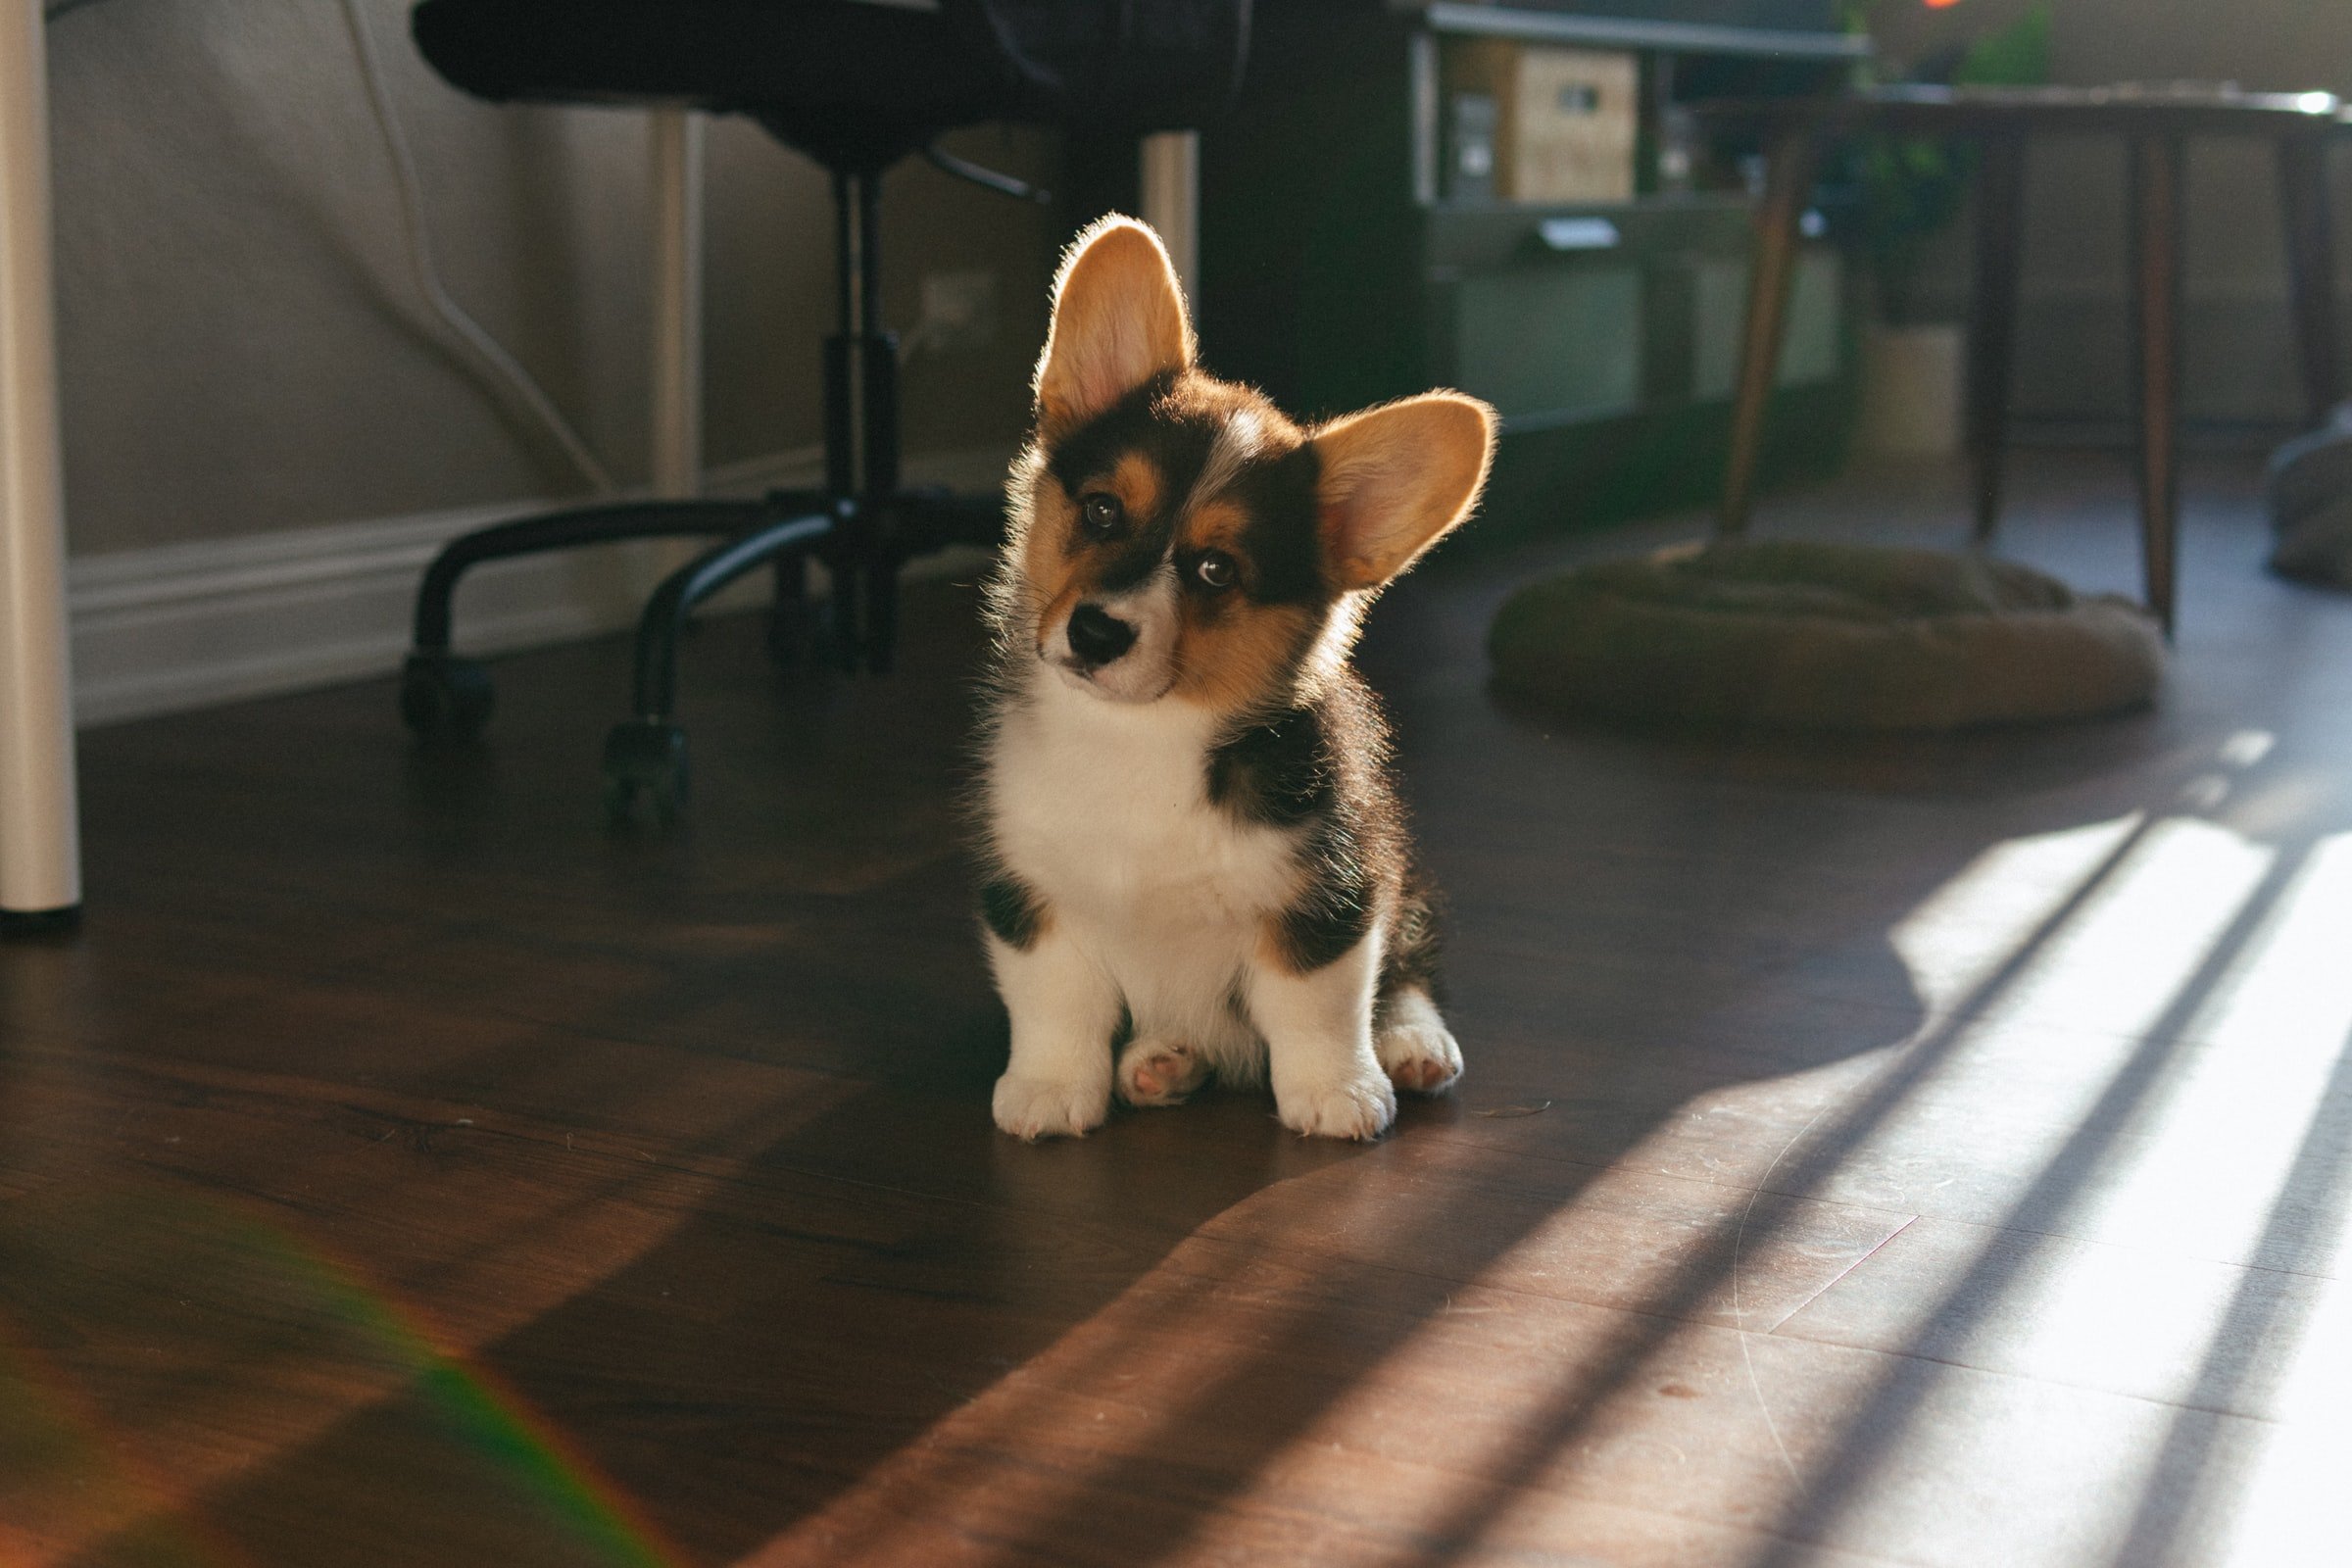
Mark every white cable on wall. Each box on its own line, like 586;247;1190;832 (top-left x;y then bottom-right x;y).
338;0;616;495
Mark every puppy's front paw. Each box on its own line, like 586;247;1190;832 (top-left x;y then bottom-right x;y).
1275;1065;1397;1141
1115;1036;1209;1107
1377;1003;1463;1096
993;1073;1110;1140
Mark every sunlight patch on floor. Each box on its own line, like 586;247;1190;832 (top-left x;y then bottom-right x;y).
1352;803;2338;1564
1886;811;2147;1021
2062;831;2352;1263
2216;1266;2352;1565
1745;821;2352;1563
1936;813;2276;1042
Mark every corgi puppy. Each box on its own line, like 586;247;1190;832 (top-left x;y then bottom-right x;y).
974;217;1494;1141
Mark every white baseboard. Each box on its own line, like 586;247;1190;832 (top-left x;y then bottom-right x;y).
67;444;1011;729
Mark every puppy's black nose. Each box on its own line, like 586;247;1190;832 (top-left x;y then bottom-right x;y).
1066;603;1137;666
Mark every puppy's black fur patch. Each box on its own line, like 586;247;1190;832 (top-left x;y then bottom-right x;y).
1207;671;1437;996
978;866;1049;952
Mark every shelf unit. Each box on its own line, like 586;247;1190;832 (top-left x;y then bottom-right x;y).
1199;0;1865;530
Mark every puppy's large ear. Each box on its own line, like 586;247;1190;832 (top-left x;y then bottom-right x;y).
1312;393;1496;590
1033;216;1195;439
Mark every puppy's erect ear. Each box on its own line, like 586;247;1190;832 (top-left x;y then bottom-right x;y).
1311;393;1496;590
1033;216;1195;438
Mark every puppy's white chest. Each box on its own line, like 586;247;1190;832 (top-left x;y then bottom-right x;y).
990;687;1292;927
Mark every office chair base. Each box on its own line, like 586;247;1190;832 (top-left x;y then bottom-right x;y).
603;720;691;825
400;169;1008;819
400;653;496;742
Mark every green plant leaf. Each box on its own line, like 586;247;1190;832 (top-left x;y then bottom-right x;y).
1956;3;2053;88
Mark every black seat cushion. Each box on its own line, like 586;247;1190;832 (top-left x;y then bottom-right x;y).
956;0;1251;127
412;0;1250;145
413;1;1006;124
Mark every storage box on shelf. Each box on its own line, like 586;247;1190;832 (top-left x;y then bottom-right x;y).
1200;0;1864;532
1445;38;1640;205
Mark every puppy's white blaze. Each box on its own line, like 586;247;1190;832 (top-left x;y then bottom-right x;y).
1185;408;1264;520
1050;558;1182;705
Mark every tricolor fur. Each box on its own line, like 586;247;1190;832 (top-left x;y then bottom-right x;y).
974;216;1494;1140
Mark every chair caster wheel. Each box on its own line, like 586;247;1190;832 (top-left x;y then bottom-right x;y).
401;653;494;740
603;721;690;823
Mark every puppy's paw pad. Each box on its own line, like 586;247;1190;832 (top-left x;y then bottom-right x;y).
1378;1020;1462;1096
1116;1038;1207;1107
1276;1070;1397;1141
992;1073;1109;1140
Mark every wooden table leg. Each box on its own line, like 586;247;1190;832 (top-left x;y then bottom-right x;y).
2129;132;2183;637
1720;128;1818;538
2278;132;2342;428
1967;134;2026;544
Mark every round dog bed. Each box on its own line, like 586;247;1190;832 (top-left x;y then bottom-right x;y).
1488;540;2164;732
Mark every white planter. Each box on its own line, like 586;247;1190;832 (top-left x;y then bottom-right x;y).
1859;320;1966;458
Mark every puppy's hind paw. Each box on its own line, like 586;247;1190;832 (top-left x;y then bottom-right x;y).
1115;1037;1209;1107
1275;1066;1397;1141
992;1073;1110;1140
1377;992;1463;1096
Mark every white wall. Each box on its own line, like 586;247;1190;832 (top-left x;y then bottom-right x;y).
45;0;1061;556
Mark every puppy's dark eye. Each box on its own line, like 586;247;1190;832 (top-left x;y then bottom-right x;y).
1195;550;1238;591
1080;493;1123;537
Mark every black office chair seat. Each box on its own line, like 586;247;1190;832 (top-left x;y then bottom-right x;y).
416;1;1008;169
399;0;1250;820
415;1;1248;136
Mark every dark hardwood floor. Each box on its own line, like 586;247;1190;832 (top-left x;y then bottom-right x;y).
6;452;2350;1566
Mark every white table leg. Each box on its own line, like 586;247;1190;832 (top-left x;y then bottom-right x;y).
1140;130;1200;308
1;0;81;927
649;107;703;500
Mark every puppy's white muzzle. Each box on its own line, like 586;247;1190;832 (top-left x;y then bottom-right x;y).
1042;562;1179;704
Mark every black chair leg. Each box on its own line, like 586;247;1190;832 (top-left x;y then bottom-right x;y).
766;550;812;666
864;547;901;675
402;497;786;741
826;553;865;672
603;510;839;822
